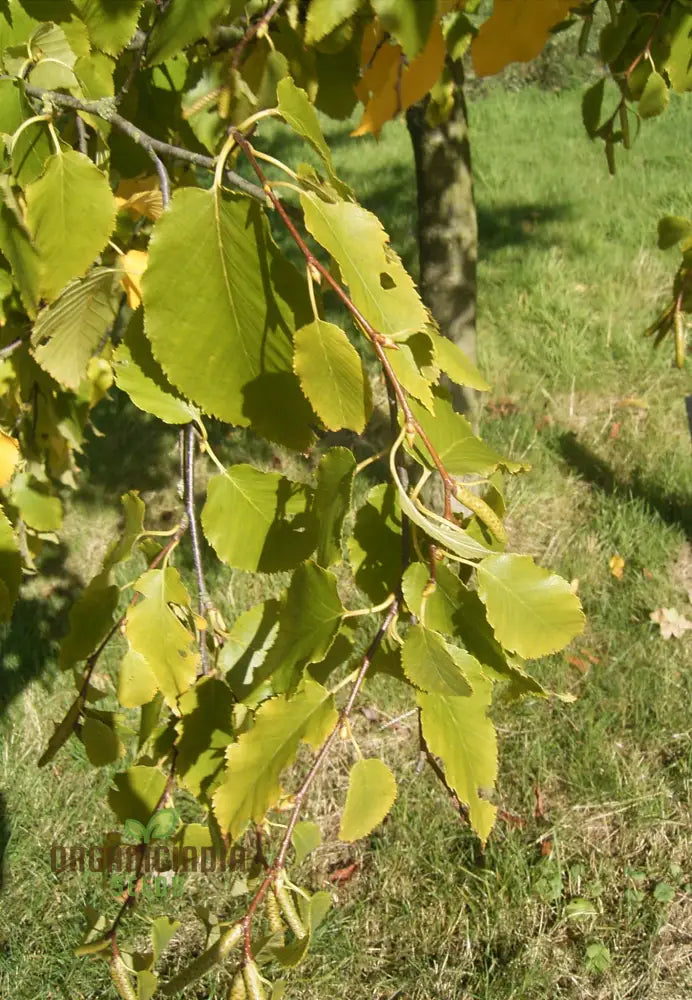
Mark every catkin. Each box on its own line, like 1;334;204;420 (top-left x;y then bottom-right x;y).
243;960;267;1000
229;970;247;1000
265;886;285;939
110;956;137;1000
274;877;306;939
160;923;242;995
454;483;507;544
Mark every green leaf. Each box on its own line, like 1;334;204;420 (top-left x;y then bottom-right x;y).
151;916;180;965
74;51;115;100
176;676;234;799
653;882;676;903
581;77;606;138
657;215;692;250
125;567;199;710
100;491;145;579
26;22;79;90
147;0;227;64
402;561;543;695
300;190;429;340
31;267;119;389
348;482;401;603
81;715;120;766
371;0;437;59
418;683;498;844
401;624;473;696
0;78;52;186
584;941;611;973
477;554;585;659
262;561;344;691
428;332;489;392
201;465;316;573
664;10;692;93
108;764;167;825
220;598;282;699
291;821;322;865
276;78;349;196
638;70;668;119
113;309;198;424
294;319;371;432
11;475;62;531
118;648;158;708
59;580;118;669
338;758;397;841
38;693;81;766
213;677;337;839
314;447;355;567
73;0;145;56
409;389;526;476
386;331;437;410
305;0;363;44
137;970;158;1000
0;506;21;621
0;198;40;317
142;188;310;433
25;150;116;301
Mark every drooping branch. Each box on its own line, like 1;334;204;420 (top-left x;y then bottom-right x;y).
230;128;459;520
239;600;399;959
0;79;266;203
184;424;210;673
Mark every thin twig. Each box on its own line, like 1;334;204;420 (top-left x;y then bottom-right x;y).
184;424;210;673
232;0;286;69
0;338;25;360
74;112;87;154
1;79;266;202
240;601;399;958
118;0;170;103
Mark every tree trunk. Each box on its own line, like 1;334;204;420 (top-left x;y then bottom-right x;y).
406;61;478;418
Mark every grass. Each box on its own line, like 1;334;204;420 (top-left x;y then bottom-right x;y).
1;86;691;1000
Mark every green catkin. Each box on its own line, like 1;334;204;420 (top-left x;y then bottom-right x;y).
265;885;285;939
110;956;137;1000
274;878;306;939
243;960;267;1000
230;970;247;1000
161;923;242;995
454;483;507;544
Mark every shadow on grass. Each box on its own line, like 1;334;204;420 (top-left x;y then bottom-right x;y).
76;391;177;502
477;201;572;253
0;546;82;721
557;431;692;539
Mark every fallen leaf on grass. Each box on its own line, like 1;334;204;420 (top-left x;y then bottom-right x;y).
566;655;589;674
649;607;692;639
533;786;547;820
609;421;621;439
328;861;358;884
609;554;625;580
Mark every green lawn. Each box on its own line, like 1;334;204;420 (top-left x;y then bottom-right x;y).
1;86;690;1000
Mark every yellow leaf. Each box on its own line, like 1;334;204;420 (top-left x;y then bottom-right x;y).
120;250;148;309
609;554;625;580
471;0;574;77
114;176;163;221
353;19;445;137
0;430;19;487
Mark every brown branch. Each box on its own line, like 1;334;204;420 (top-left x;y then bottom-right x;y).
240;601;399;959
623;0;672;80
232;0;286;69
184;424;210;673
0;79;266;202
230;128;457;519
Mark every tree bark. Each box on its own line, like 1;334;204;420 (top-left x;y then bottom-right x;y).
406;61;478;418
